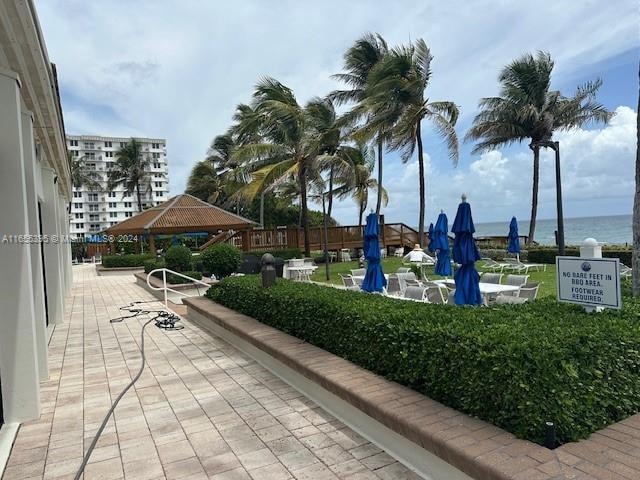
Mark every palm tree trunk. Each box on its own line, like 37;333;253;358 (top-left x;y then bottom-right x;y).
327;166;334;219
358;202;365;228
259;191;265;228
553;142;565;255
633;63;640;296
416;121;426;245
135;182;143;212
299;165;310;256
527;144;540;245
375;138;383;215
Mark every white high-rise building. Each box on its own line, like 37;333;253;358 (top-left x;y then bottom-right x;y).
66;135;170;237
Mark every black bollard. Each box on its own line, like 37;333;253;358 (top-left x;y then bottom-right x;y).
261;253;276;288
544;421;556;449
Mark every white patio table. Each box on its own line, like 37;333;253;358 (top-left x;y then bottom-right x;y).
433;279;519;304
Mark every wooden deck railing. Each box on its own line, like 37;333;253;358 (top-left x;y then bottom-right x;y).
220;223;428;253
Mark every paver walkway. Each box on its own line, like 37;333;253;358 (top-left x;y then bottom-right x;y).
3;265;420;480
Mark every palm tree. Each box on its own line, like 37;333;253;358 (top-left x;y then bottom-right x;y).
70;152;102;191
466;51;613;246
107;138;152;211
331;33;389;215
361;39;459;242
333;144;387;226
68;152;102;213
231;78;323;255
185;160;223;204
206;133;237;174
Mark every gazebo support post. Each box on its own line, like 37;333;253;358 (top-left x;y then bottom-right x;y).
149;234;156;256
241;230;250;252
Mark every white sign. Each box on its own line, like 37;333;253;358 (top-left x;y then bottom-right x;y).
556;257;621;309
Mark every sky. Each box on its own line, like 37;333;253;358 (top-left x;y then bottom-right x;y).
36;0;639;227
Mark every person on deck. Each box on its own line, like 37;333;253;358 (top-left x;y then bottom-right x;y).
403;244;435;264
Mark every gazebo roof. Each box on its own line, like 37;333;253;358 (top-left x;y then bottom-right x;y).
105;194;255;235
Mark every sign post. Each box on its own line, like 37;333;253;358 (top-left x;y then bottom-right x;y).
556;238;621;311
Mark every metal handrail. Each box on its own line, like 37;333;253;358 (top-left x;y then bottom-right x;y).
146;268;211;309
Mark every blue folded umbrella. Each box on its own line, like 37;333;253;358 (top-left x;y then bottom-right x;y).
507;217;521;255
433;213;451;276
361;213;387;293
452;199;482;305
427;223;435;252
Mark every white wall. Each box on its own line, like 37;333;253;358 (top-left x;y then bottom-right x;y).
0;69;42;423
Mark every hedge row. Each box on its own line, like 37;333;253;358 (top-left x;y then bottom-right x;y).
102;253;154;268
206;276;640;445
528;248;632;265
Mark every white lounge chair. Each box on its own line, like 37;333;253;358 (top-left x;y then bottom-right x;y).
620;263;632;278
504;257;546;273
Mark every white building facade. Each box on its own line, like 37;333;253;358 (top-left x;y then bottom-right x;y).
66;135;169;237
0;0;73;472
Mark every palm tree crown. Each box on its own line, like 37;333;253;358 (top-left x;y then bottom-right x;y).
360;38;459;241
466;51;613;243
331;33;390;216
107;138;152;212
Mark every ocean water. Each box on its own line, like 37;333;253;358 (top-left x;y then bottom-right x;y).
474;214;632;246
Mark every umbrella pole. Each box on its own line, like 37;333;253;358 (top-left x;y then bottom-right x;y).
322;193;330;281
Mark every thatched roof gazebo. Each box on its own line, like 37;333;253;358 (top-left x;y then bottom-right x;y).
106;194;255;251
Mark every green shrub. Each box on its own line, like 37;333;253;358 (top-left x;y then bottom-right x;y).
249;248;303;260
201;244;242;278
164;245;193;272
102;253;153;268
528;247;631;265
206;276;640;446
152;269;202;284
192;255;203;273
144;258;165;273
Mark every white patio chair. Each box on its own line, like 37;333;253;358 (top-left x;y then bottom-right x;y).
405;278;423;288
339;274;360;290
502;274;529;297
518;282;541;301
396;267;411;274
394;248;404;257
380;248;387;258
404;286;428;302
384;274;403;297
481;273;503;284
350;268;366;277
505;274;529;288
425;285;447;304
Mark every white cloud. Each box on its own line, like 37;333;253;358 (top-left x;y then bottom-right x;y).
34;0;638;225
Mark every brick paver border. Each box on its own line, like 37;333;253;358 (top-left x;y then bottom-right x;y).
184;297;640;480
